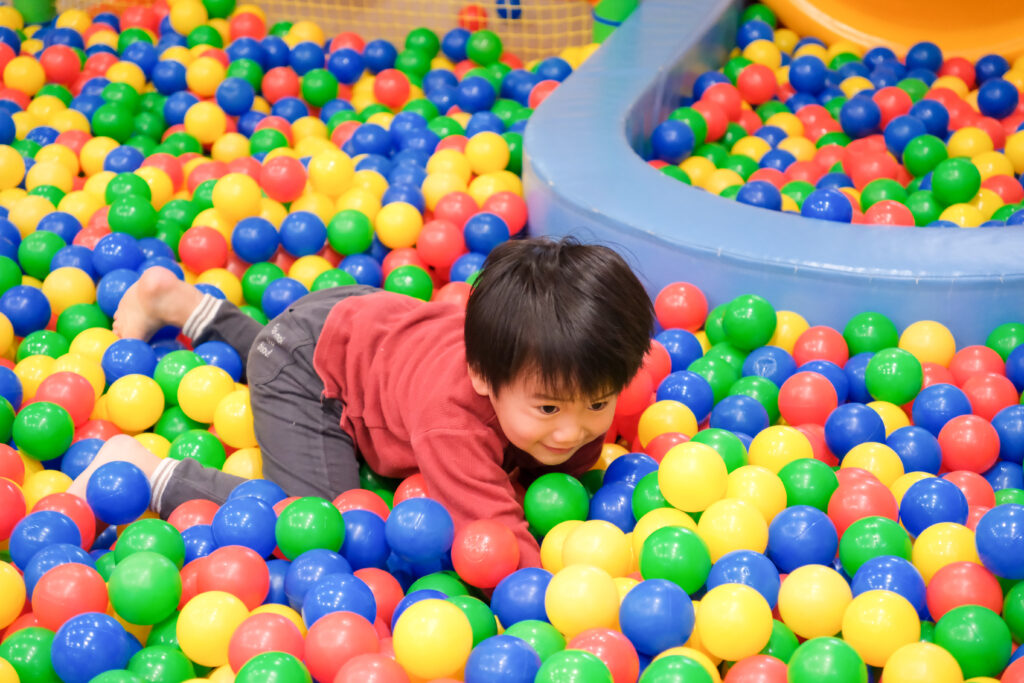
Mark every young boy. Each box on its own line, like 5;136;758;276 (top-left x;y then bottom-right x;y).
68;236;655;567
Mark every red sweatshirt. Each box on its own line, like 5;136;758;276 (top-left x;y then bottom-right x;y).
312;290;602;568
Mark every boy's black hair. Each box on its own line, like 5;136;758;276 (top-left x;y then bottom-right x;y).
465;236;655;398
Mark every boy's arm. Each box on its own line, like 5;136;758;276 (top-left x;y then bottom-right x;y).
411;428;544;569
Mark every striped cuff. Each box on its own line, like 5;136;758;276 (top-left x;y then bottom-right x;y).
148;457;180;516
181;293;223;341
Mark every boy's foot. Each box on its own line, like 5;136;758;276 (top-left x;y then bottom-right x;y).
112;267;204;341
65;434;163;501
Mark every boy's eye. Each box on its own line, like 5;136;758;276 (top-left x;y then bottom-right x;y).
539;405;559;415
590;401;609;411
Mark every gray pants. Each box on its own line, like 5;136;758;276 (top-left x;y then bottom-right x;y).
158;286;379;514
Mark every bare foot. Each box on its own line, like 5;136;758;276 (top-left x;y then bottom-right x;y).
112;266;204;341
66;434;164;501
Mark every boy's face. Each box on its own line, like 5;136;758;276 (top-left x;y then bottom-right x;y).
469;368;617;466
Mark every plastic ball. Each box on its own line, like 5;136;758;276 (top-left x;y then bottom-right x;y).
177;364;235;424
392;598;472;679
695;583;773;662
975;504;1024;579
545;564;619;638
450;519;519;588
777;564;852;639
50;612;133;683
108;550;181;626
275;496;345;561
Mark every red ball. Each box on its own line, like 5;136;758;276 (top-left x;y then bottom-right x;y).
0;443;24;485
948;345;1005;386
83;51;118;75
39;45;81;86
844;150;900;189
961;372;1018;421
736;64;777;106
872;86;913;126
942;470;996;509
261;67;301;104
864;199;915;226
451;519;520;588
0;43;14;75
373;69;411;109
353;568;404;627
121;5;159;31
921;362;955;389
966;505;989;531
792;325;850;367
827;480;898;537
786;160;825;185
433;191;479;228
304;611;380;683
567;628;640;683
178;226;229;273
724;654;788;682
253;115;293;143
186;160;228;193
778;371;838;426
654;282;708;332
938;57;976;89
229;11;267;40
416;219;466;270
982;174;1024;203
0;477;25;542
32;563;108;631
381;247;429;281
141;153;184;191
435;134;468;153
616;369;653;417
195;545;271;610
330;120;361;147
228;612;305;674
260;156;307;203
702;82;743;121
642;340;672;386
691;99;729;141
457;3;488;31
481;191;527;235
73;419;122;442
32;493;96;550
974;116;1006;150
432;280;472;307
528;79;560;109
747;167;787;188
793;423;838;466
33;372;95;428
226;156;260;181
937;414;1000;473
333;489;390;520
178;558;204;609
925;561;1002;621
333;653;410;683
167;498;221;532
393;473;429;505
329;32;365;53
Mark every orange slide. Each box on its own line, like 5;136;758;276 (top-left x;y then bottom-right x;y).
763;0;1024;62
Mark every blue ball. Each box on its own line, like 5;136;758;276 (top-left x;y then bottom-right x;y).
231;216;280;264
884;115;927;157
261;35;290;69
863;46;896;70
844;352;874;404
272;96;310;122
0;285;51;337
736;19;773;49
237;110;265;137
215;77;255;116
24;125;57;147
261;277;309;320
137;237;174;263
265;557;290;605
85;461;151;526
975;54;1010;84
61;438;103;480
975;504;1024;579
619;578;694;656
387;163;428;189
362;39;398;73
163;91;198;126
753;124;787;146
651;119;695;164
302;571;377;627
457;76;497;114
326;47;364;84
319;98;353;122
736;180;782;211
381;184;425;212
0;110;14;145
800;188;853;222
194;340;243;382
759;149;796;171
389;110;429;142
912;383;972;436
909;99;950;138
766;505;838;572
535;57;572;82
151;60;187;94
93;232;144;275
284;548;353;609
710;394;770;437
182;523;217;564
693;72;730;99
588;481;635;532
993;404;1024;464
886;425;942;474
491;568;552;627
824;403;886;458
103;145;144;174
851;555;927;618
37;211;82;244
226;37;266;68
840;95;882;138
9;510;81;569
211;495;278;558
788;55;827;94
742;345;796;386
977;78;1019;119
348;123;392;156
441;27;470;62
905;41;943;72
494;0;523;20
289;40;325;75
464;634;540;683
898;477;968;536
656;370;714;422
51;612;132;683
279;211;327;257
463;212;509;255
228;478;288;505
341;508;389;570
655;329;705;373
22;543;94;599
466;111;505;137
706;549;781;607
984;460;1024;492
449;251;486;283
390;588;448;629
101;338;158;383
0;365;22;409
801;360;850;404
604;452;659;488
384;497;454;564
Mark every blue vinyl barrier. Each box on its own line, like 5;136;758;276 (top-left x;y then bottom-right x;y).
523;0;1024;344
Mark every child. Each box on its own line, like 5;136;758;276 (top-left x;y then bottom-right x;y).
68;236;655;567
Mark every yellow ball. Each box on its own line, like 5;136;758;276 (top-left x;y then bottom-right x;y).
292;116;327;142
14;354;55;401
176;591;249;668
222;446;262;478
841;589;920;667
184;101;227;146
561;520;632;578
0;5;24;29
422;172;468;211
725;465;787;522
258;197;288;227
0;560;26;630
777;564;852;639
393;599;473;680
26;95;66;125
867;400;911;436
948;127;994;158
177;365;236;424
769;310;810;352
632;508;697;560
288;255;332;290
539;519;583;573
544;564;620;638
899;320;956;367
213;389;256;449
911;522;979;583
696;583;773;661
307;149;354;198
464;132;510;175
742;39;782;69
212;172;261;222
467;171;518;205
195;268;243;307
186;56;226;99
704;168;745;195
335;188;381;222
3;56;45;96
972;150;1014;180
209;132;250;164
637;400;699;447
351;169;389;198
58;190;103;227
0;145;25;191
0;313;13;357
290;192;335;225
970;187;1004;219
841;442;904;487
679;156;717;188
840;76;874;98
8;194;54;237
135;167;174;210
53;353;105;399
22;470;72;509
939;203;984;227
25;160;73;193
169;0;209;36
696;498;768;561
70;327;119;365
747;425;813;473
777;136;816;162
374;201;423;249
659;442;728;513
1006;131;1024;174
427;148;473;183
105;61;146;92
135;432;171;459
42;267;96;315
48;109;91;134
80;137;119;177
106;374;166;433
36;143;79;176
0;653;18;683
882;642;965;683
731;135;772;162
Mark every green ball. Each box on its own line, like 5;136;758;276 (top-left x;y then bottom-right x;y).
94;549;116;580
466;29;503;66
139;92;167;114
408;571;469;597
28;185;64;207
109;552;182;625
448;594;498;647
57;303;110;341
114;518;186;568
693;142;727;166
16;330;69;362
718;184;742;200
133;111;166;140
503;620;565;660
690;428;748;472
427;115;465;138
275;496;345;559
816;131;851;148
394;48;432;79
269;21;292;37
301;68;339;108
240;305;269;325
931;157;981;207
723;56;753;84
192;179;216;212
781;180;815;208
706;341;747;373
327;209;373;255
864;347;923;405
933;605;1012;678
158;199;198;232
778;458;838;511
1002;581;1024;642
161;131;203;156
154;350;206;406
741;3;777;26
13;400;74;461
721;123;749;152
897;77;929;102
987;322;1024;361
786;637;867;683
535;650;612;683
146;611;181;648
168;429;226;468
242;262;285;307
226;58;264;91
187;24;223;48
0;255;23;294
384;264;433;301
704;303;728;345
902;134;948;178
502;131;523;174
127;645;195;683
358;103;391;121
108;195;158;238
249;128;289;155
235;652;311;683
0;396;14;444
661;165;691;184
106;172;152;202
859;178;907;210
327;110;359;132
38;83;73;105
202;0;235;18
760;619;799;662
756;100;790;122
92;102;134;142
727;375;780;424
359;461;401;492
17;230;65;280
843;311;899;355
686;355;738;404
523;472;589;536
0;627;60;683
639;525;711;594
90;670;144;683
632;471;670;519
637;654;711;683
102;82;141;113
905;189;942;226
311;268;358;291
125;135;159;157
405;27;440;58
920;619;935;642
154;406;205;444
402;98;439;120
838;516;912;576
584;470;606;498
997;488;1024;505
11;138;41;160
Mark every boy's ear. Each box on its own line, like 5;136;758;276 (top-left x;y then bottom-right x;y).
467;365;491;397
